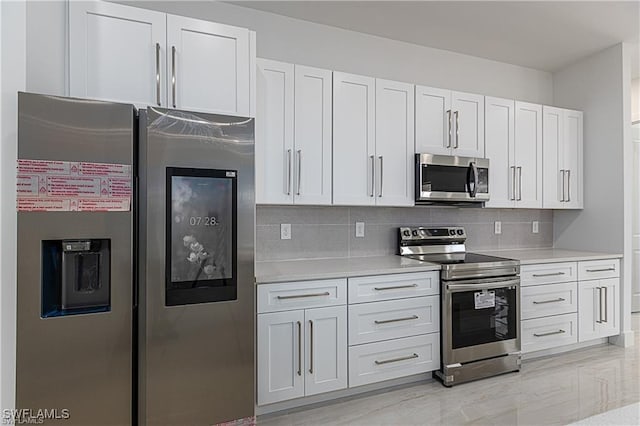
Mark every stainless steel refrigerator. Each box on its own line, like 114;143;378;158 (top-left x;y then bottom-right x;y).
16;93;255;425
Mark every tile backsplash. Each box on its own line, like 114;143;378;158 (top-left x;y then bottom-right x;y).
256;206;553;262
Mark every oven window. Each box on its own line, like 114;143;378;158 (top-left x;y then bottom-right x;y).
451;286;517;349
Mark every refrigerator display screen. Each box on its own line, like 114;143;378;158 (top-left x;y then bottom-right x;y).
166;167;237;306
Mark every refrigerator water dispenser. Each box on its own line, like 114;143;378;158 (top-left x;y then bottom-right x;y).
41;239;111;317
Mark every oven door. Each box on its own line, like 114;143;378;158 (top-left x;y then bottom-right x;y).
415;153;489;203
442;276;520;365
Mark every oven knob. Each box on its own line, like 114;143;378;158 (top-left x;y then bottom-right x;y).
457;229;464;235
402;230;411;237
448;229;455;236
411;230;419;237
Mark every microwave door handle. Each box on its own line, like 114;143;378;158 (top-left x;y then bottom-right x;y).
468;162;478;198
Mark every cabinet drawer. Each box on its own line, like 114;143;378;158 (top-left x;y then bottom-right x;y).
348;334;439;387
257;279;347;313
521;282;577;320
578;259;620;281
521;262;577;286
521;313;578;353
348;272;439;304
348;296;439;345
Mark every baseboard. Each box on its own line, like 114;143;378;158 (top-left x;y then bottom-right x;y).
522;338;608;360
256;373;433;416
609;330;635;348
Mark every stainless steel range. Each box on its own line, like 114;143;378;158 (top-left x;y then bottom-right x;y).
399;226;521;386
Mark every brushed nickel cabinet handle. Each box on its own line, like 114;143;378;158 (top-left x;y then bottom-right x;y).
374;284;418;291
309;320;314;374
532;298;565;305
378;156;383;197
277;292;330;300
533;329;566;337
517;166;522;201
171;46;177;108
596;287;603;323
446;109;452;148
155;43;161;106
566;169;571;202
586;268;615;273
375;353;419;365
532;272;565;277
296;149;302;196
374;315;419;325
560;170;566;202
369;155;375;197
297;321;302;376
510;166;516;200
286;149;292;195
454;110;460;148
603;286;608;323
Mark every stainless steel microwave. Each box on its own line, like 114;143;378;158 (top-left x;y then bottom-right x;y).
415;154;489;205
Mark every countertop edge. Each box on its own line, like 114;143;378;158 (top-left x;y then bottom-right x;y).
255;265;441;284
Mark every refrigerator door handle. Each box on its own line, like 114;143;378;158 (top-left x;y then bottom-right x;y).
171;46;177;108
155;43;161;106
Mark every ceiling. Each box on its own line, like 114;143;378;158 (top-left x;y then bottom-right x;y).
230;1;640;75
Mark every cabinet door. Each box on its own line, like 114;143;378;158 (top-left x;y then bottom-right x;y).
69;1;167;107
542;106;565;208
514;102;543;208
257;310;305;405
304;306;347;396
451;91;485;158
333;72;376;205
578;280;600;342
415;86;452;155
563;110;583;209
375;79;414;206
484;97;515;208
294;65;333;205
256;59;294;205
598;278;620;338
167;15;250;116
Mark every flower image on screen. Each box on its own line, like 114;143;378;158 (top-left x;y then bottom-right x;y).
170;175;233;286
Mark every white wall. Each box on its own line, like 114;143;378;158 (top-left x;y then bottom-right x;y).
553;43;634;346
1;0;26;416
26;0;553;104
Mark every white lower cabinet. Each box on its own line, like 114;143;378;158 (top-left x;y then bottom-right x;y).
348;333;440;387
578;278;619;342
521;313;578;353
257;306;347;405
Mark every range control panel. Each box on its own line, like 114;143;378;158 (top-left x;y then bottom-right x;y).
399;226;466;242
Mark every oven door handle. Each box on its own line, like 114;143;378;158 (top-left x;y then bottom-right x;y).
446;278;520;293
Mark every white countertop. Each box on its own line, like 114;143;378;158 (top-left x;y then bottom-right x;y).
255;255;440;284
478;248;622;265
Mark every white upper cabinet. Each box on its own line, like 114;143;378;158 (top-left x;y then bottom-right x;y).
333;72;376;206
544;107;583;209
374;79;415;206
294;66;333;205
485;97;515;208
69;1;167;107
256;60;332;205
415;86;484;158
166;15;251;116
451;91;485;158
256;59;294;205
415;86;452;156
514;101;543;208
485;99;542;208
70;2;253;116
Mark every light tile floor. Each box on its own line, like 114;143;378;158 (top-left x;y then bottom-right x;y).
259;314;640;425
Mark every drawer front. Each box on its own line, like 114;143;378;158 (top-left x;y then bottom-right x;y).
521;282;578;320
348;296;439;345
257;279;347;313
578;259;620;281
348;272;439;304
521;262;577;286
348;334;439;387
521;313;578;353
